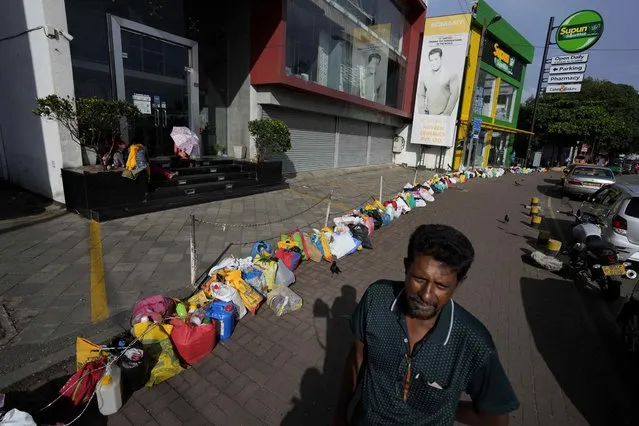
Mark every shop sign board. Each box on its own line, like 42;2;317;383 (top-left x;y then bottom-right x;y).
551;54;589;65
549;63;587;74
546;84;582;93
548;73;584;84
481;34;523;80
410;14;471;147
556;10;604;53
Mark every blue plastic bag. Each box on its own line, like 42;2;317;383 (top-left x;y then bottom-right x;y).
250;241;273;258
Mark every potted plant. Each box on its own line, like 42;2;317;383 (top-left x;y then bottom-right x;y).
33;95;145;216
247;118;291;184
33;95;141;168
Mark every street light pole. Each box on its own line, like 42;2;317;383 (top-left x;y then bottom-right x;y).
461;15;501;168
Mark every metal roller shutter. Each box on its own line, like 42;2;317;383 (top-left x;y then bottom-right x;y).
369;124;395;165
262;107;336;174
338;118;368;168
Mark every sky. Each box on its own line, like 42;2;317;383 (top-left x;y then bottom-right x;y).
427;0;639;100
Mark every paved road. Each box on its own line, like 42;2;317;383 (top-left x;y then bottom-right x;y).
5;171;639;426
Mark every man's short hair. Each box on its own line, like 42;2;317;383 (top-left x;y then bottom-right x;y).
407;224;475;280
368;53;382;64
428;48;443;59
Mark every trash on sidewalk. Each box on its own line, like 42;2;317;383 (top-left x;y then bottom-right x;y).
530;250;565;272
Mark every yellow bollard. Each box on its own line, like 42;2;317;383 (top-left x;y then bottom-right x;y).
546;239;562;257
530;215;542;228
537;230;550;247
531;197;539;206
530;206;541;216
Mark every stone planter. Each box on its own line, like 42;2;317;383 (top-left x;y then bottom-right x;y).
256;160;283;185
61;167;148;217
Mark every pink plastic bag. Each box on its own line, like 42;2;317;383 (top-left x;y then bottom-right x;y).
131;295;175;326
362;216;375;236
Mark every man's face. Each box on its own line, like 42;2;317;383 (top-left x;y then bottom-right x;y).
367;57;380;75
403;254;460;320
429;53;442;72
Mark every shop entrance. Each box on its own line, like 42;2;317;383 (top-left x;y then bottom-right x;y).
108;15;199;157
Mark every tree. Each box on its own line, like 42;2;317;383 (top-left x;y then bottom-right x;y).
518;77;639;158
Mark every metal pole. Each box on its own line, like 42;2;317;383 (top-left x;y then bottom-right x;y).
462;20;488;169
190;213;197;288
526;16;554;166
379;176;383;201
324;189;333;228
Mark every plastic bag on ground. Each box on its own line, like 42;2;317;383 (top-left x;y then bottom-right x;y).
242;267;268;297
208;256;239;275
131;295;175;326
275;259;296;287
266;286;303;317
59;358;106;406
348;224;373;249
223;270;264;314
133;322;184;387
330;231;361;259
169;319;216;365
275;248;302;271
0;409;37;426
250;241;274;258
76;337;104;370
253;254;278;290
209;281;247;319
302;233;322;262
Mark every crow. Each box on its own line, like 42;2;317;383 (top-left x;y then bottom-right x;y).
514;180;522;186
330;260;342;276
504;214;510;223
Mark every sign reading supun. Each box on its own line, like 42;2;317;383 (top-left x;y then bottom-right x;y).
556;10;604;53
481;34;523;80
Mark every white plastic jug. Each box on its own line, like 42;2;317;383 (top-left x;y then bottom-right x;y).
96;364;123;416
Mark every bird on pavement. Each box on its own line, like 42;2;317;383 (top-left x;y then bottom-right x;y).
514;180;522;186
330;260;342;276
504;214;510;223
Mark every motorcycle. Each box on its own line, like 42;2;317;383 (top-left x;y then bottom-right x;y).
568;212;632;301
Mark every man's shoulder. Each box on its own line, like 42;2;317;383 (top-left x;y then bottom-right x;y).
363;280;403;303
452;301;496;350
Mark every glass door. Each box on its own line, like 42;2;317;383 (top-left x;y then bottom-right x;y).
109;15;199;158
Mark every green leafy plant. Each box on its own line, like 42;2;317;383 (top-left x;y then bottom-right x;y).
214;143;226;155
248;118;291;162
33;95;141;166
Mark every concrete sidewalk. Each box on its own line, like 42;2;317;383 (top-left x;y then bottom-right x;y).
0;165;432;388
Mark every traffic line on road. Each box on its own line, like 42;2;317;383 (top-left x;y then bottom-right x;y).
89;220;109;322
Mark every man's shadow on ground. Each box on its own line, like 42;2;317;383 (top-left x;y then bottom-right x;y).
281;285;358;426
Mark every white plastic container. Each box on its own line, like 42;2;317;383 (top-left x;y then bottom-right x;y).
96;364;123;416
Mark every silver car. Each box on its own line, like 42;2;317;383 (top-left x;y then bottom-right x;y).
579;183;639;262
564;165;616;197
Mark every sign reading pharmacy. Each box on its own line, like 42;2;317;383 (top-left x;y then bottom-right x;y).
556;10;604;53
548;73;584;84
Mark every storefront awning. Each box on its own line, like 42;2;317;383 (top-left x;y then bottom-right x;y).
460;120;534;136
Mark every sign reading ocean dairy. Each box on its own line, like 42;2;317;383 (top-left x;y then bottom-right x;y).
410;14;471;147
556;10;604;53
551;54;589;65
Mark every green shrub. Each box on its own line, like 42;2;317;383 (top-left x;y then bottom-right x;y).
248;118;291;162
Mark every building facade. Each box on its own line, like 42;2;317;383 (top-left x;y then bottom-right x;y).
0;0;426;202
454;1;534;169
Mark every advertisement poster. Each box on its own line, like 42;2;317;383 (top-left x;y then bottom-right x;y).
410;14;471;147
352;24;391;105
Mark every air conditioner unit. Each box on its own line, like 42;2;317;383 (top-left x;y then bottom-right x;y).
392;136;405;153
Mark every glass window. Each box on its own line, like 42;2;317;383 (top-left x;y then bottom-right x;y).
488;132;510;167
572;167;615;179
285;0;407;108
476;70;496;117
495;80;517;122
625;198;639;219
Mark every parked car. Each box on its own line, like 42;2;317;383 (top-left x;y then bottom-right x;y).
563;166;616;197
578;183;639;261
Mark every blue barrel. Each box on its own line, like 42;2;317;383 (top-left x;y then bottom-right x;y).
205;301;235;341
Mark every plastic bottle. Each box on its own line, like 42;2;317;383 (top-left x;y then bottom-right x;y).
205;301;235;340
189;308;206;326
96;364;123;416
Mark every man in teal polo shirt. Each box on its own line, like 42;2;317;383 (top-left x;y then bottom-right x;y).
334;224;519;425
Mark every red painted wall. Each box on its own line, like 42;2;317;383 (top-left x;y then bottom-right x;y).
250;0;427;119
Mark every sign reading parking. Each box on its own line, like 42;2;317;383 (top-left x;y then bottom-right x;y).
549;63;587;74
550;54;589;65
